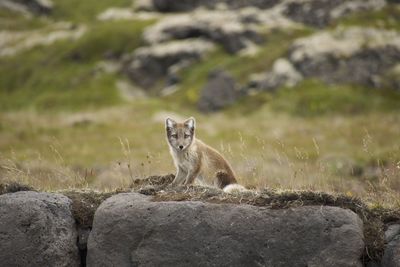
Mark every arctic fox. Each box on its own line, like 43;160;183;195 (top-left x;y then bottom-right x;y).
165;117;246;193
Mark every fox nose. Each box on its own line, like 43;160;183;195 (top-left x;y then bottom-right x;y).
179;145;184;150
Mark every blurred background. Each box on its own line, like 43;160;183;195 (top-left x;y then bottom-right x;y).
0;0;399;207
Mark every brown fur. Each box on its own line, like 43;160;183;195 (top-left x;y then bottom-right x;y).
166;117;237;189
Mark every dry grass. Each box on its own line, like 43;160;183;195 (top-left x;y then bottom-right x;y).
1;105;399;208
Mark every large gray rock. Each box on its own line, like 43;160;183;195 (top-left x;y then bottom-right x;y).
0;191;80;267
87;193;364;267
123;39;215;88
198;70;239;112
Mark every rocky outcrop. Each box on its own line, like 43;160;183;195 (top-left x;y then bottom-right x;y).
198;70;239;112
282;0;385;28
136;0;385;28
248;27;400;93
289;27;400;87
123;39;215;88
0;191;80;267
87;192;364;267
122;0;388;92
0;0;53;15
136;0;280;12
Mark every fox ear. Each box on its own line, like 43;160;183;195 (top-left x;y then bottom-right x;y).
185;117;195;130
165;118;176;129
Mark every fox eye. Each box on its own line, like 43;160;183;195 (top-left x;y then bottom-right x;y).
184;134;190;139
171;134;178;138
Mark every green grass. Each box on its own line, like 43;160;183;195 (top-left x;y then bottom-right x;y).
334;4;400;30
0;20;152;111
270;79;400;116
0;9;47;30
172;29;314;106
51;0;133;22
169;25;400;117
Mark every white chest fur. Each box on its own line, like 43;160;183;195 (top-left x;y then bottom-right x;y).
170;145;198;172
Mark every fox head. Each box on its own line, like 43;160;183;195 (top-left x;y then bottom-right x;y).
165;117;195;151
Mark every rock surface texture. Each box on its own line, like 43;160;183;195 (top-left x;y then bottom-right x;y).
198;70;239;112
248;58;303;92
87;193;364;267
136;0;280;12
382;224;400;267
0;191;80;267
282;0;385;28
143;9;264;54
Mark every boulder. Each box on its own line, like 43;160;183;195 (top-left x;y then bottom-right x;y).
385;224;400;243
143;9;264;54
0;0;53;15
123;39;215;88
282;0;385;28
0;191;80;267
247;58;303;92
288;27;400;88
87;193;364;267
198;70;239;112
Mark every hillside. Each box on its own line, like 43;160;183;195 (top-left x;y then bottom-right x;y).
1;1;400;266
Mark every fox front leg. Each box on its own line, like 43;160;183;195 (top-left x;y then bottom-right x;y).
171;167;186;186
183;164;201;186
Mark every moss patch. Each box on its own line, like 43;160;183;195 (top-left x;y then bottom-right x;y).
63;190;118;228
0;182;34;195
